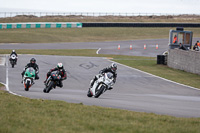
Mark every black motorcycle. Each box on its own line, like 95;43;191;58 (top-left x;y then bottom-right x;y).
9;54;17;68
43;71;61;93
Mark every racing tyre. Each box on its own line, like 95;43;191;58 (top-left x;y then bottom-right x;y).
87;89;92;97
25;81;30;91
46;81;54;93
94;84;105;98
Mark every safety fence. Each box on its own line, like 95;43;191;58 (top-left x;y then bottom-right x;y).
0;22;82;29
1;12;199;18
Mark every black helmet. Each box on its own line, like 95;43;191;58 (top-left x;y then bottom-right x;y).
30;58;36;64
111;63;117;72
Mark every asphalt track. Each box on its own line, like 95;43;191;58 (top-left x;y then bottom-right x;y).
0;39;170;57
0;39;200;118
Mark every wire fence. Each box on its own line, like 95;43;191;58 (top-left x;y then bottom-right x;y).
0;12;199;18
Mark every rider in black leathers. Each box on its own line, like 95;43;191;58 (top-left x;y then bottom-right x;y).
9;50;18;64
44;63;67;88
21;58;39;82
10;50;18;57
90;63;117;90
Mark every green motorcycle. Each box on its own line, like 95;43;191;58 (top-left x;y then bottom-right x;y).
23;67;35;91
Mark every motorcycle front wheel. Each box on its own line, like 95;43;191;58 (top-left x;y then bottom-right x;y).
11;61;14;68
25;81;30;91
94;84;105;98
44;81;54;93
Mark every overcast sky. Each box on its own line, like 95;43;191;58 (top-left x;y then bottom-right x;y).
0;0;200;14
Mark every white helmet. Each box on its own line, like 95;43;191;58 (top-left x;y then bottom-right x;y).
57;63;63;69
111;63;117;72
12;50;15;52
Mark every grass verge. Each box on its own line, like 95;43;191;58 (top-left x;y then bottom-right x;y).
0;27;200;43
0;90;200;133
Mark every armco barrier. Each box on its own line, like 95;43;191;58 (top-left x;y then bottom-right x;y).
82;22;200;27
0;22;82;29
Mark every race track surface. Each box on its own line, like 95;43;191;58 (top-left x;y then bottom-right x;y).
1;54;200;118
0;39;170;57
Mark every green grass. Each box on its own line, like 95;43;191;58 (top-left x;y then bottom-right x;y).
0;83;4;88
0;49;98;56
0;28;200;43
0;90;200;133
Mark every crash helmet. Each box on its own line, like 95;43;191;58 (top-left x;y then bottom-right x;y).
12;50;15;52
110;63;117;72
57;63;63;69
30;58;36;64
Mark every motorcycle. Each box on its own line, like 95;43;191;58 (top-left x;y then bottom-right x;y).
23;67;35;91
87;72;114;98
43;71;62;93
9;54;17;68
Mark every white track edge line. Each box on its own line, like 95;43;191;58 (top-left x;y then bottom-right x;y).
96;48;101;55
5;55;22;96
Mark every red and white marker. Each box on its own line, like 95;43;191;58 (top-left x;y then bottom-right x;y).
118;44;120;50
156;44;158;49
130;44;133;50
144;44;146;49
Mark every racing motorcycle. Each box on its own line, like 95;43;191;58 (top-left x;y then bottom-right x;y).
43;71;61;93
9;54;17;68
23;67;35;91
87;72;114;98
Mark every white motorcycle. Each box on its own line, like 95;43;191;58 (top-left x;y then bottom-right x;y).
9;54;17;68
87;72;114;98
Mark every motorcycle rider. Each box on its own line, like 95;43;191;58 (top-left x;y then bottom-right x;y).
90;63;117;90
44;63;67;88
9;50;18;64
21;58;39;83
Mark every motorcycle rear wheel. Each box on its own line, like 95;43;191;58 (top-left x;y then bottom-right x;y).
87;89;92;97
